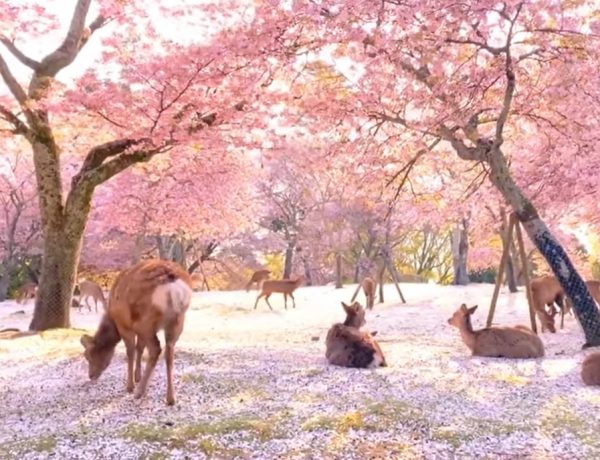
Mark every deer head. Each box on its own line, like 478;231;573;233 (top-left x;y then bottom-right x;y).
447;303;478;328
341;301;366;328
80;334;115;380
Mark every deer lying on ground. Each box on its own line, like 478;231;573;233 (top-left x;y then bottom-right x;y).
581;352;600;386
80;259;193;405
448;304;544;358
245;269;271;291
76;279;107;312
15;281;37;304
361;277;377;310
326;301;387;368
254;275;305;310
529;275;564;333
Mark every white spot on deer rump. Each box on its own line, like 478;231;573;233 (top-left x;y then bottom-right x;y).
151;279;192;315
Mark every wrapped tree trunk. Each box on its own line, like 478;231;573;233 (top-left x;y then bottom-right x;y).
487;148;600;346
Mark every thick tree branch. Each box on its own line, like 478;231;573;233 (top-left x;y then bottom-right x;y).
36;0;97;77
73;138;152;185
0;54;29;106
0;35;40;70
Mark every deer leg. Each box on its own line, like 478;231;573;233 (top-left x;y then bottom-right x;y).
135;334;161;400
134;336;145;383
265;294;274;311
164;316;185;406
121;331;136;393
254;293;264;310
290;292;296;308
283;293;288;309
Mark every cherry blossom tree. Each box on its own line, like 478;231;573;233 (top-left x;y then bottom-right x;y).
0;0;274;329
268;0;600;345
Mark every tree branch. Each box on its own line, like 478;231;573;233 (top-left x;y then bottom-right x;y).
494;2;522;147
37;0;95;77
71;137;154;191
0;53;29;106
0;35;40;70
0;105;30;136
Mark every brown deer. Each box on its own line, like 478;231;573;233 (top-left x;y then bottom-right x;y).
448;304;544;358
325;301;387;368
245;269;271;291
80;259;193;405
254;275;304;310
76;279;107;312
15;281;37;304
581;352;600;386
361;277;377;310
529;275;564;333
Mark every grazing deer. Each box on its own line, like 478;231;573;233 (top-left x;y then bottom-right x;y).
361;277;377;310
448;304;544;358
76;279;107;312
529;275;564;333
254;275;304;310
245;269;271;291
325;301;387;368
15;281;37;304
581;352;600;386
80;259;193;405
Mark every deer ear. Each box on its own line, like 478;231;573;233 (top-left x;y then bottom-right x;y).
460;303;467;310
341;302;353;313
80;334;93;349
467;305;478;315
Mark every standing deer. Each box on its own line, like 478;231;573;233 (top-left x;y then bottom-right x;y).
529;275;563;333
325;301;386;368
80;259;193;405
15;281;37;304
254;275;304;310
76;279;107;312
361;277;377;310
448;304;544;358
245;269;271;291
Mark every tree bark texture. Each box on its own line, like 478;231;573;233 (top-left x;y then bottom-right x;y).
283;243;294;279
335;253;343;289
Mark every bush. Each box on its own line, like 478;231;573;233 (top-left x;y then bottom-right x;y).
469;267;497;284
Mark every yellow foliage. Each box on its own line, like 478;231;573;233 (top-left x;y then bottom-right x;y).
263;252;284;278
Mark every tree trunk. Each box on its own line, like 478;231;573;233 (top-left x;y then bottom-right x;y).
30;229;83;330
283;243;295;279
335;253;343;289
505;255;518;293
488;148;600;346
302;257;313;286
451;220;470;285
0;265;10;302
353;261;361;283
377;265;385;303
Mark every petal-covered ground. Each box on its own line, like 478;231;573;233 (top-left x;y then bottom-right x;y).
1;282;599;459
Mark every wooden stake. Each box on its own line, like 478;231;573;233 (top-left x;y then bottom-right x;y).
384;256;406;303
350;282;362;302
486;214;516;327
514;215;537;333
